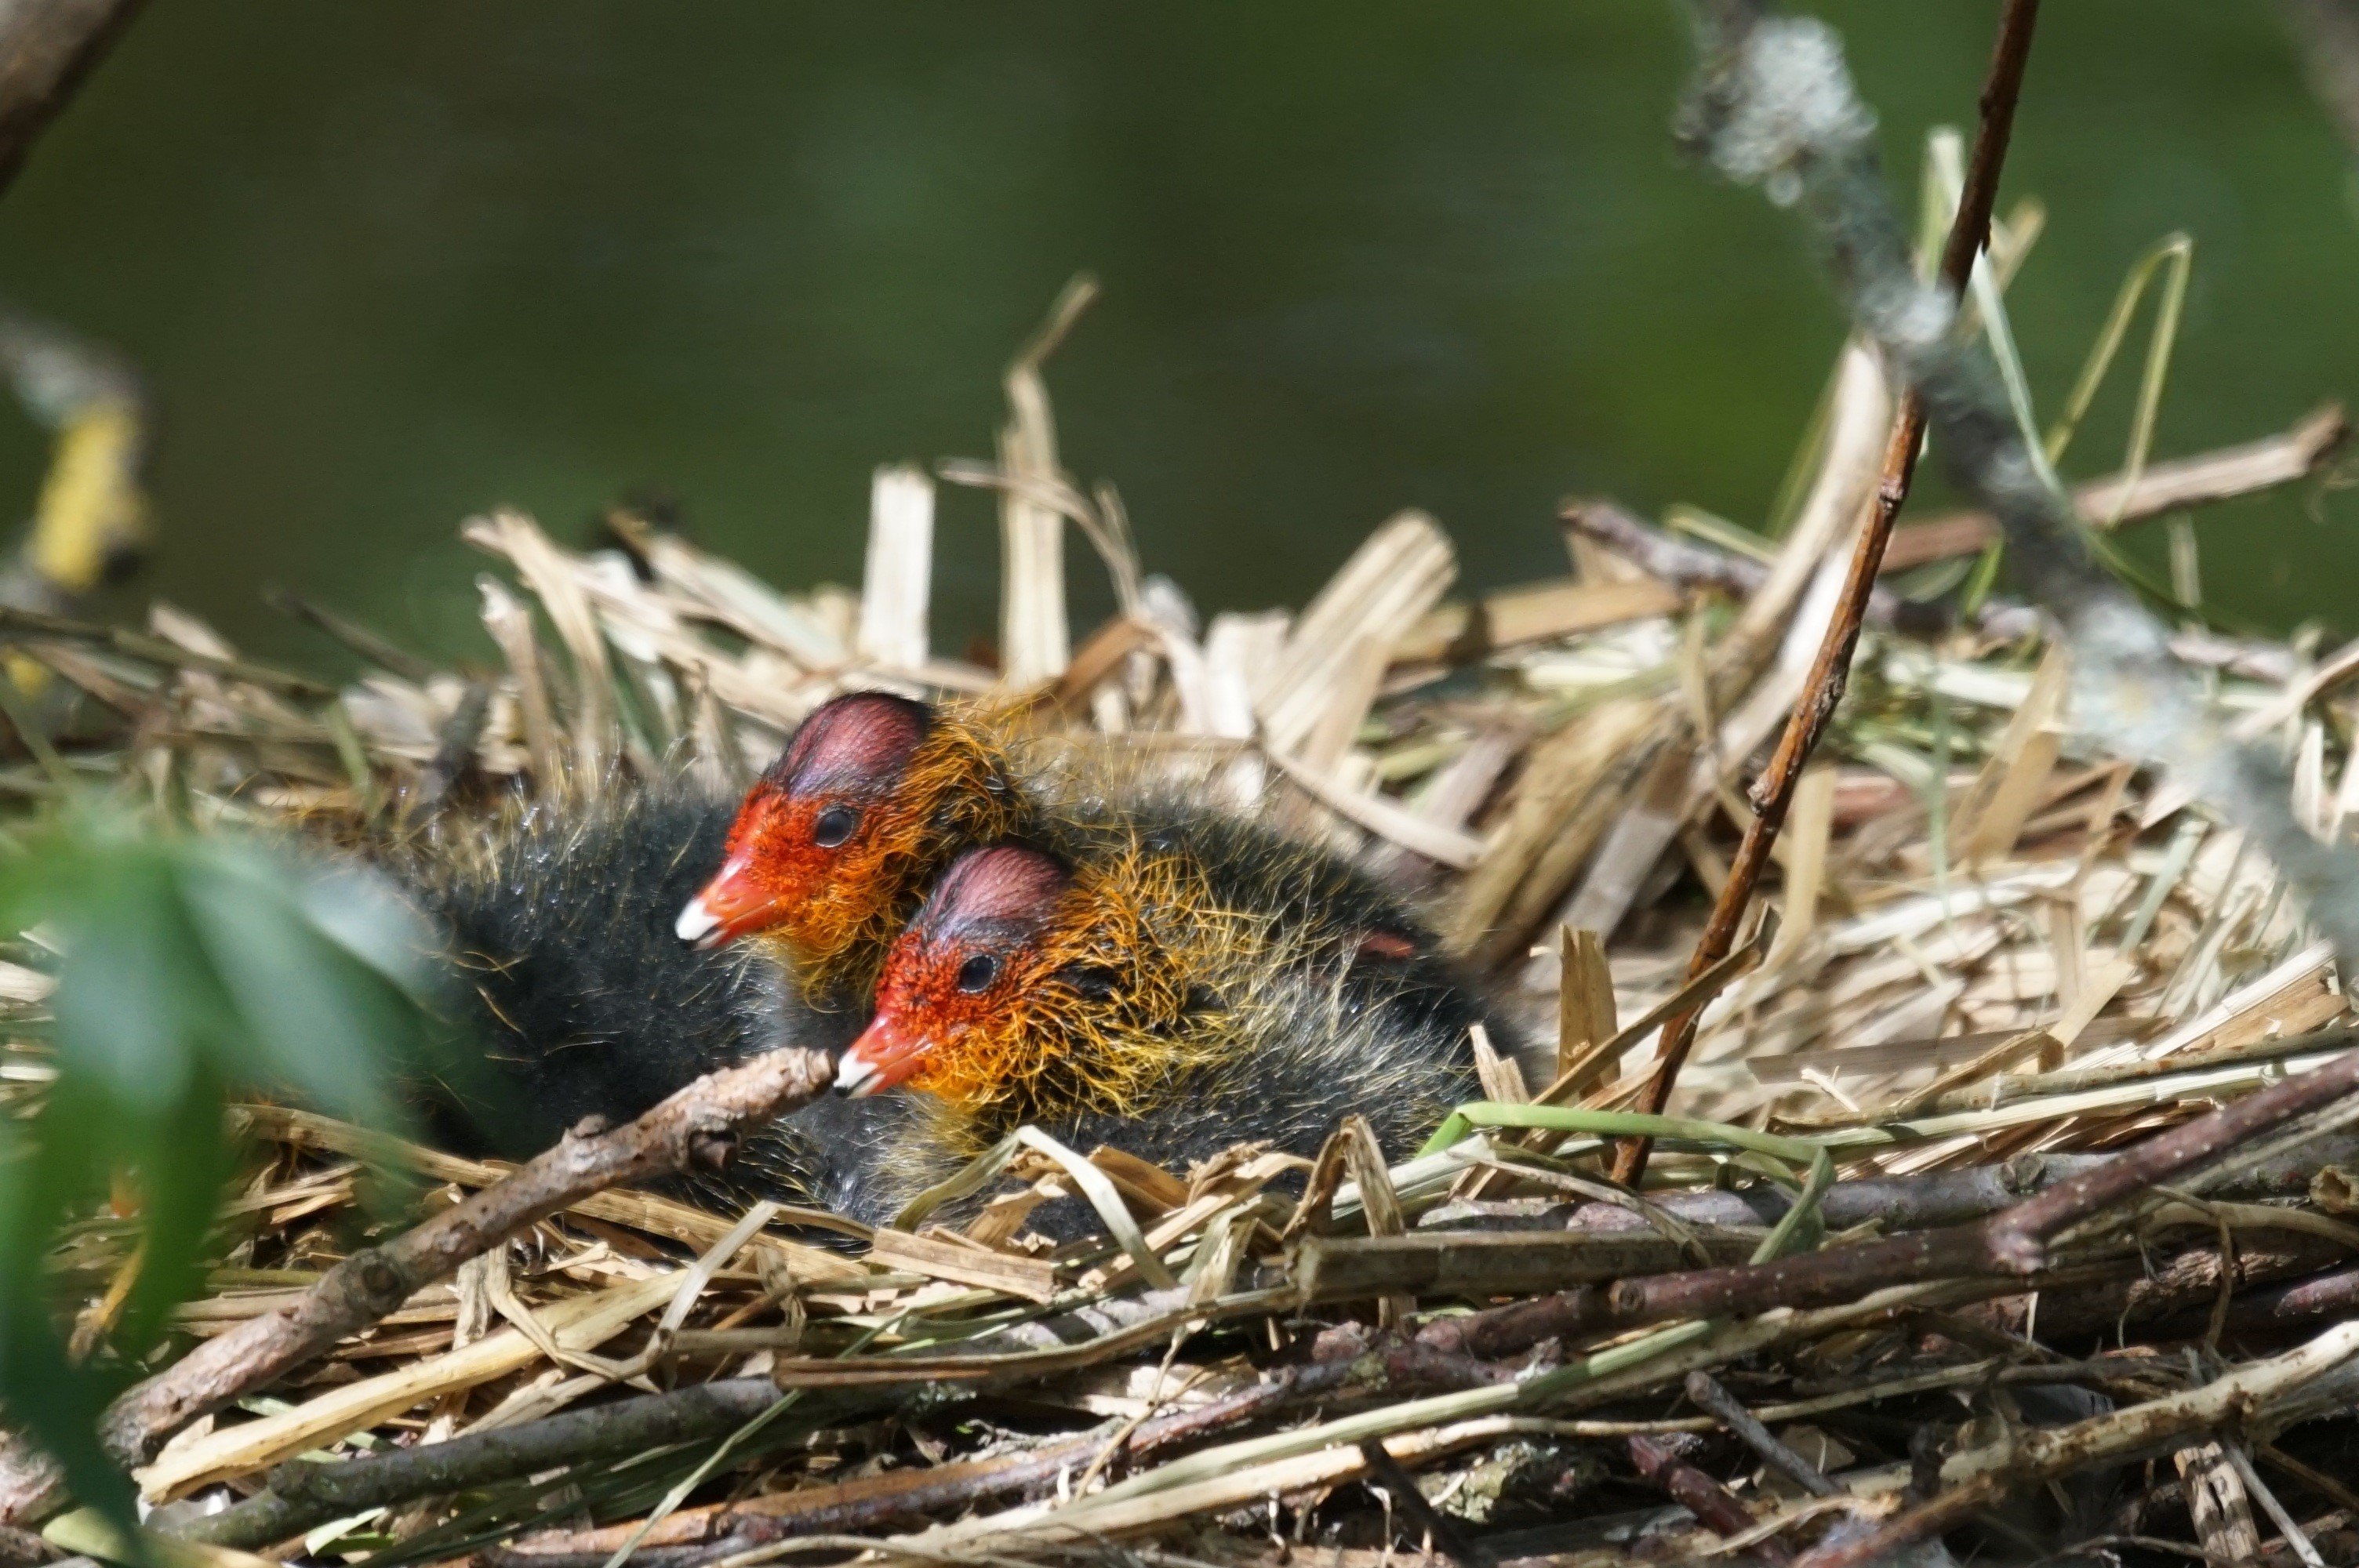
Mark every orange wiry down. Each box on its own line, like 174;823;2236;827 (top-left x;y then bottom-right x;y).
902;844;1265;1136
772;702;1033;1000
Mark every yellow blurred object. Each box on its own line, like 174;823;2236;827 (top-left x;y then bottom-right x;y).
26;397;148;595
6;391;151;699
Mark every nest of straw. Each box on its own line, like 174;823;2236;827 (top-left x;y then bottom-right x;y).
8;277;2359;1567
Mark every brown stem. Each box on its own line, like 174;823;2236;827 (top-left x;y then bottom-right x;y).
1609;0;2042;1188
0;1047;835;1527
112;1048;832;1457
1627;1434;1783;1560
1358;1440;1492;1568
1684;1371;1837;1499
1965;1234;2350;1344
0;0;145;197
189;1357;1360;1554
1634;1042;2359;1327
178;1381;787;1551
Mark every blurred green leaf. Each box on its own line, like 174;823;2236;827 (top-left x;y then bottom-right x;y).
0;800;444;1526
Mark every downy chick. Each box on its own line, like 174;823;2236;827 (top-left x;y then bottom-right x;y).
820;839;1492;1221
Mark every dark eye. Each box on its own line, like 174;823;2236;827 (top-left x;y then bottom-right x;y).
811;804;860;848
956;953;1000;993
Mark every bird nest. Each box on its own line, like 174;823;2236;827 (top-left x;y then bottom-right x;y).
9;282;2359;1567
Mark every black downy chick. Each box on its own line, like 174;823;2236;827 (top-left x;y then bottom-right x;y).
381;783;909;1218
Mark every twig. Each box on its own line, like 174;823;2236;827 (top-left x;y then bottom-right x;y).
1573;495;2042;640
0;0;146;197
1434;1130;2359;1240
1609;0;2044;1187
0;1047;834;1527
178;1381;786;1550
1683;1371;1836;1498
1628;1043;2359;1326
261;587;436;683
1565;502;1765;600
454;1364;1358;1563
1674;0;2359;981
1968;1233;2350;1345
1358;1440;1492;1568
1625;1434;1784;1562
2146;1258;2359;1342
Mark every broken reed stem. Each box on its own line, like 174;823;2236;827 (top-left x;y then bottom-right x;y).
1610;0;2043;1187
0;1047;835;1528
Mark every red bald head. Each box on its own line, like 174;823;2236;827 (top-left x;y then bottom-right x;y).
907;844;1071;944
676;691;932;952
837;845;1074;1098
768;691;929;795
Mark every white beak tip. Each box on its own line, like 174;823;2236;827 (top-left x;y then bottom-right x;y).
834;1052;881;1098
675;897;722;947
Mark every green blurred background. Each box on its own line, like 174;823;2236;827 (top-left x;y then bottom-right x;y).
0;0;2351;665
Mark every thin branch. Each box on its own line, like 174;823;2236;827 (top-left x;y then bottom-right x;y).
1626;1433;1784;1560
1611;0;2044;1187
0;0;146;197
0;1047;835;1527
1684;1371;1837;1498
262;587;437;684
326;1363;1360;1563
1671;0;2359;983
179;1381;787;1551
112;1049;834;1459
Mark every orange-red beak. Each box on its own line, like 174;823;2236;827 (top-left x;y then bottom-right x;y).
835;1011;934;1098
676;850;784;950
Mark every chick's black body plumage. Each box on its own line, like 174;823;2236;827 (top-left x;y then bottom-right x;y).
387;786;907;1218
